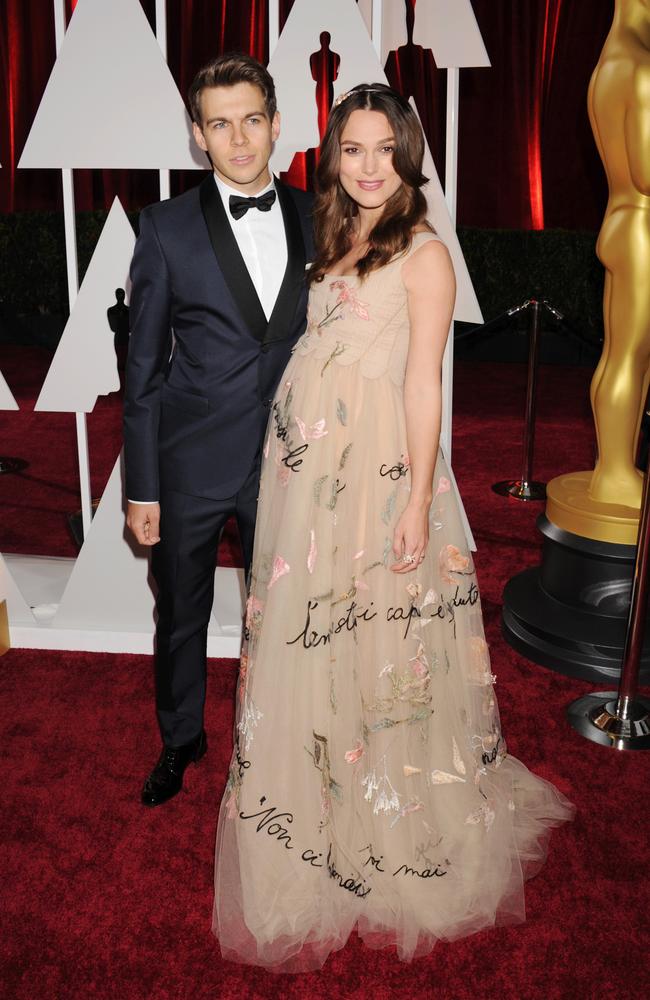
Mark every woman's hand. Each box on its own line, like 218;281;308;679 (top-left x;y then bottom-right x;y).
391;499;430;574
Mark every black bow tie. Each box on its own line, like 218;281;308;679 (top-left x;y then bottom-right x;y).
228;189;276;220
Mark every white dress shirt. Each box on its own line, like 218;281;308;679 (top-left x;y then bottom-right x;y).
214;173;288;321
129;172;288;504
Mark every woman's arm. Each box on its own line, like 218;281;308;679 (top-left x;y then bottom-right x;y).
391;238;456;573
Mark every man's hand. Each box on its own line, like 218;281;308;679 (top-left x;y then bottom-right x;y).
126;502;161;546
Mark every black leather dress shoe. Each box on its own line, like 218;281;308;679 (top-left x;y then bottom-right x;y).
141;729;207;807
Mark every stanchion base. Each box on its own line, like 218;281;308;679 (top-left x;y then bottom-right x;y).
492;479;546;501
0;457;28;475
567;692;650;750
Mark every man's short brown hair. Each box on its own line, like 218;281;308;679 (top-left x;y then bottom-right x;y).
188;52;277;126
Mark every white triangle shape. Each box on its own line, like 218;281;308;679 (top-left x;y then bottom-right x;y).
0;553;36;624
19;0;205;169
356;0;409;64
55;451;243;635
35;198;134;413
0;369;18;410
269;0;392;173
54;451;155;630
414;0;490;68
414;102;483;325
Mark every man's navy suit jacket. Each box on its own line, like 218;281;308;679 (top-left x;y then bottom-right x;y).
123;174;314;503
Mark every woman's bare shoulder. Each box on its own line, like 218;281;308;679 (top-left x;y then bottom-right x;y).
402;235;453;287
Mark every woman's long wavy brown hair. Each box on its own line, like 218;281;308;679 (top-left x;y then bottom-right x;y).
309;83;430;285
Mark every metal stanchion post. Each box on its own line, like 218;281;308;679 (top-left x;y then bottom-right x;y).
493;299;547;501
567;425;650;750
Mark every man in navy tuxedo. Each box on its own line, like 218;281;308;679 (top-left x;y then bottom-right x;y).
123;53;313;806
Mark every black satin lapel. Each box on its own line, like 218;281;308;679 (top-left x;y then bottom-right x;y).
263;181;307;345
199;175;267;343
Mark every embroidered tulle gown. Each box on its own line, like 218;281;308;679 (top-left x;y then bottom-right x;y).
213;233;574;971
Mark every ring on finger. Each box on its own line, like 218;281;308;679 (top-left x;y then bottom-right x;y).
402;553;415;565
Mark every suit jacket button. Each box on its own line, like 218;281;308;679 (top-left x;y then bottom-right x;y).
261;343;270;353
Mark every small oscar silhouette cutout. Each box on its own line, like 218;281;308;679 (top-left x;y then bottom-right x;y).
107;287;130;372
311;31;341;148
384;0;444;171
283;32;341;188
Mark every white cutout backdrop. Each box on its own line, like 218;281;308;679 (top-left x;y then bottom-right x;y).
414;0;490;68
54;453;153;630
415;100;482;325
35;198;135;413
0;370;18;410
18;0;205;170
0;554;35;624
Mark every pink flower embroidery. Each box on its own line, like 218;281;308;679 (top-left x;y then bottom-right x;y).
411;656;429;680
277;463;291;487
344;739;364;764
434;476;451;499
307;529;317;574
295;416;329;441
238;652;249;704
390;798;425;827
274;449;291;487
439;543;470;583
329;280;370;320
267;556;290;589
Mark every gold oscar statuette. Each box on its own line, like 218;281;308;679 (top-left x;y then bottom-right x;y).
0;600;9;656
546;0;650;545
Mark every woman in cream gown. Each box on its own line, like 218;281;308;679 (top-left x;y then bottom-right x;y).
213;84;574;972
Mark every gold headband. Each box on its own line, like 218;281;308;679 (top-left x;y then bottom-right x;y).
333;88;382;109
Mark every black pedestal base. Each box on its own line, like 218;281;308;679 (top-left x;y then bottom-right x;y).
502;516;650;684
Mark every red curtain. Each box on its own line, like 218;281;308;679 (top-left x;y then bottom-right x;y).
0;0;613;230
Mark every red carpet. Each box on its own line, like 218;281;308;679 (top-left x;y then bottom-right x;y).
1;349;648;998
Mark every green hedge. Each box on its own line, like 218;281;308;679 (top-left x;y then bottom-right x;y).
0;211;604;347
456;227;604;346
0;210;139;318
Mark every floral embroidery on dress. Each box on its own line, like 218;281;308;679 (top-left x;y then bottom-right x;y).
306;731;343;831
237;693;263;752
433;476;451;499
245;595;265;635
267;555;290;589
362;759;401;815
430;770;466;785
344;739;365;764
390;798;424;828
439;543;471;584
307;529;318;574
329;280;370;320
296;416;328;441
321;341;347;376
